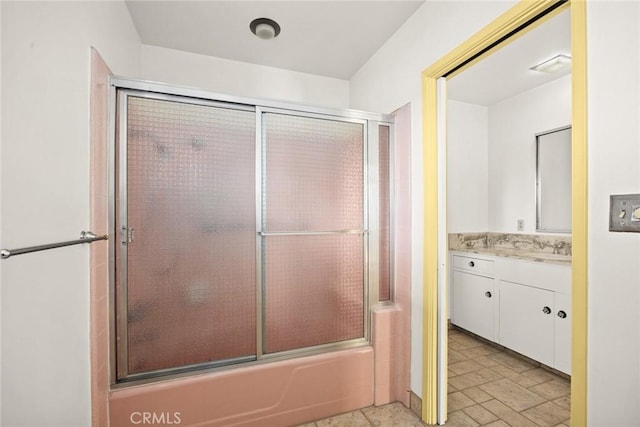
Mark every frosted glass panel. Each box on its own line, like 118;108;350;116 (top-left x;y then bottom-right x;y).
124;96;256;375
264;234;365;353
262;113;366;353
263;113;364;231
379;125;391;301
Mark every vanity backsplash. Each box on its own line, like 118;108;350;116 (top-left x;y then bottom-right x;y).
449;232;572;258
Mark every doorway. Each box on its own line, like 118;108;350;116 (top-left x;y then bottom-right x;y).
420;0;587;425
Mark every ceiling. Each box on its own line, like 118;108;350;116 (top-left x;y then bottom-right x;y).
447;9;571;106
125;2;570;102
125;1;425;80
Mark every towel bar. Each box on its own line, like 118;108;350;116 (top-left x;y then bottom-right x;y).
1;231;109;259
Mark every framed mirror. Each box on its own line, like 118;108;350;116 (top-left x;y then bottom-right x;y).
536;126;572;233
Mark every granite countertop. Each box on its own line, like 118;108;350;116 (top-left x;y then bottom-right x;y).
449;232;572;266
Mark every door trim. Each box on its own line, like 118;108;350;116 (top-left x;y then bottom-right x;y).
420;0;587;424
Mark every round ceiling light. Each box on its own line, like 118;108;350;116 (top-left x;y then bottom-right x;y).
250;17;281;40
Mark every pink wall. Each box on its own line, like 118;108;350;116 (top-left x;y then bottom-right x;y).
391;103;412;405
371;103;413;408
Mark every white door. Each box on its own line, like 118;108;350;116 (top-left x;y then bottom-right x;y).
452;270;495;341
554;292;571;374
499;280;554;366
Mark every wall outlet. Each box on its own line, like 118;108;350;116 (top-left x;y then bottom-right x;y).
517;219;525;231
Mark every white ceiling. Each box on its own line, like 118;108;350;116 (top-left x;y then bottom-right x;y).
447;9;571;106
125;1;425;80
126;2;570;102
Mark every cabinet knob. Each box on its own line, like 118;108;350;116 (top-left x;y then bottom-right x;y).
468;261;475;267
542;306;552;314
485;291;492;298
557;310;567;319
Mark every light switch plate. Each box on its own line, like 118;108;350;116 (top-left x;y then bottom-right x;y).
609;194;640;232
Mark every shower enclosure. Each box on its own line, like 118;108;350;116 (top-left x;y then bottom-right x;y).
111;79;393;383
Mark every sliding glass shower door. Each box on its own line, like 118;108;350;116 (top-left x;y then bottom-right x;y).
261;113;365;354
117;94;257;379
114;87;389;382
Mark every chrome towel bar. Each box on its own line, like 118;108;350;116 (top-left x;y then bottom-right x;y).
1;231;109;260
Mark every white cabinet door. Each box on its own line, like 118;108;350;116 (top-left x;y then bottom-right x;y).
554;292;571;374
452;270;495;341
499;281;554;367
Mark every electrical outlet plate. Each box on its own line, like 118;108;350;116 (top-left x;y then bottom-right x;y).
609;194;640;232
517;219;525;231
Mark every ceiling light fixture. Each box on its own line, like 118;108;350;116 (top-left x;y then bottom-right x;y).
530;54;572;73
250;18;281;40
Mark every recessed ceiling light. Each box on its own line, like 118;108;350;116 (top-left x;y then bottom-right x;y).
530;54;572;73
250;18;281;40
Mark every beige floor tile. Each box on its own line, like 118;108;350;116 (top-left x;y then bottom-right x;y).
449;382;459;393
450;340;475;351
488;363;520;380
449;329;573;427
450;360;484;375
316;410;371;427
552;395;571;411
478;368;503;382
462;404;498;424
459;344;500;359
530;380;571;400
481;400;539;427
296;424;317;427
489;352;538;373
449;369;500;390
522;401;570;427
474;355;501;368
480;378;546;411
511;373;546;388
448;391;476;411
362;402;425;427
461;386;493;404
450;350;469;363
451;332;484;347
446;411;480;427
520;368;560;385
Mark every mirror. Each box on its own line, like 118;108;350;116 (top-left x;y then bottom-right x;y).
536;126;572;232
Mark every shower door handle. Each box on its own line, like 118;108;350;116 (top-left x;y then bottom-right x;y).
122;226;135;244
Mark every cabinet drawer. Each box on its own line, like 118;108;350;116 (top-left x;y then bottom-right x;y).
496;257;570;293
452;255;494;276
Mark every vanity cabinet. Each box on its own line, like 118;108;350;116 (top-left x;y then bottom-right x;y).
451;255;496;341
450;251;571;374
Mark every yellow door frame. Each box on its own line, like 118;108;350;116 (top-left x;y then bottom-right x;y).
421;0;587;424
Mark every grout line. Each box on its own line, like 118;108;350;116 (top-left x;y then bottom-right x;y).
358;409;375;426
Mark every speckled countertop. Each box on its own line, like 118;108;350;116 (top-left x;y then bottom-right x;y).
449;232;572;265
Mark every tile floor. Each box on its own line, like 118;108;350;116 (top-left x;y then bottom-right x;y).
298;326;570;426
